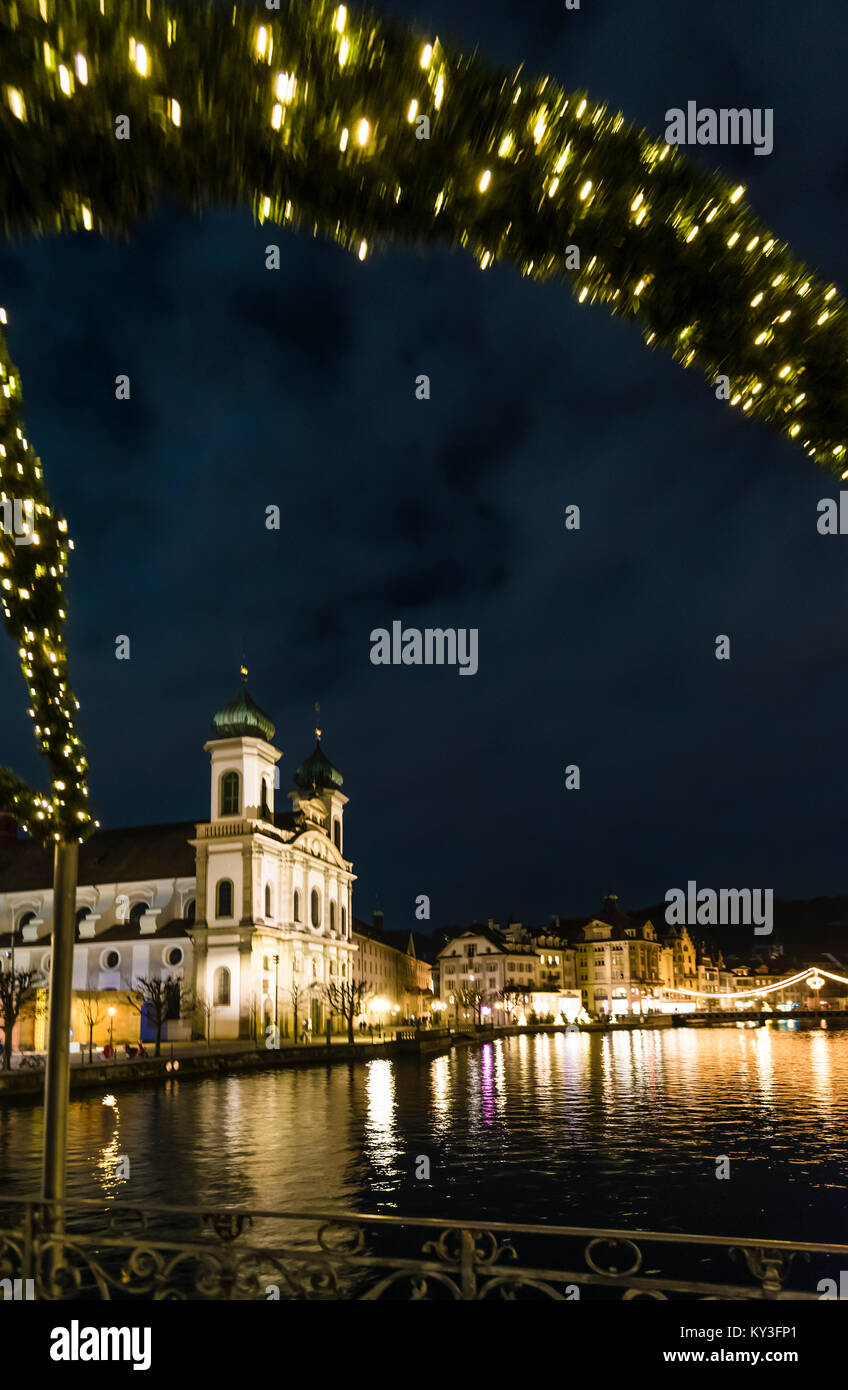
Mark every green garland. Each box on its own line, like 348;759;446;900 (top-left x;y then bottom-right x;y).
0;0;846;839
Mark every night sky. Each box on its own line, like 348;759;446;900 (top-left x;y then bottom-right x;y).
1;0;847;932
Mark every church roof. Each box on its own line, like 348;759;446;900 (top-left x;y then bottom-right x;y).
293;739;343;792
212;687;276;743
0;821;197;894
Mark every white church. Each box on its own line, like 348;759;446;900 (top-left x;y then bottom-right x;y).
0;674;357;1045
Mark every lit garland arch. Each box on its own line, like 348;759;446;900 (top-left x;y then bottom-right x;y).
1;0;848;839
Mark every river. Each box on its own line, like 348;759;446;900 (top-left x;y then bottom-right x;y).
1;1026;845;1244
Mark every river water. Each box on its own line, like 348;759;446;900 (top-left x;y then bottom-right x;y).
1;1026;846;1244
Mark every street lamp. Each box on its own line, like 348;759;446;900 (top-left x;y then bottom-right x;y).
272;954;279;1036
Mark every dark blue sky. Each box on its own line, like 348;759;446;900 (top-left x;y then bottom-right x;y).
2;0;848;930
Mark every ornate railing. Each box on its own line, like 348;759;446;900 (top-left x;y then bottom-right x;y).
0;1197;844;1300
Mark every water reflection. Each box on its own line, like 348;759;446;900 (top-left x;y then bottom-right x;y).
0;1029;845;1241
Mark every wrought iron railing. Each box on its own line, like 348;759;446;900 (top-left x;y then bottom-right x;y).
0;1197;844;1300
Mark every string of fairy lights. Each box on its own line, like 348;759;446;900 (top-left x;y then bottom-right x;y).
0;308;94;842
0;0;846;841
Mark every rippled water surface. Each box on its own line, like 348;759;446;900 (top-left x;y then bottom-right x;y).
2;1027;846;1241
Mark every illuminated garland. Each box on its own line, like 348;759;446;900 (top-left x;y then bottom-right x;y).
0;310;93;842
1;0;847;837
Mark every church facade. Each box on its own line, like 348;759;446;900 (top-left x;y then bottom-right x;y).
0;680;357;1045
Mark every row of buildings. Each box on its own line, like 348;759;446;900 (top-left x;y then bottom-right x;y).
0;678;842;1051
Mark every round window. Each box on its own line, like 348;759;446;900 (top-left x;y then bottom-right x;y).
103;949;120;970
166;946;183;967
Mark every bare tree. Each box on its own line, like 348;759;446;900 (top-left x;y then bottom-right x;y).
497;982;523;1019
322;978;370;1044
77;990;107;1063
125;976;180;1057
455;985;484;1026
287;980;306;1043
0;967;41;1069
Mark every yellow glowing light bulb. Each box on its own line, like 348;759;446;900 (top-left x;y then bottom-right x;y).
170;99;181;127
74;53;88;86
421;43;433;68
548;177;559;196
339;37;349;65
727;232;740;247
579;180;592;200
256;26;268;58
778;310;791;322
578;288;588;303
7;88;25;121
356;118;370;146
635;279;646;295
59;64;72;95
271;103;283;129
730;185;744;203
81;205;92;231
498;134;513;157
778;365;790;378
478;169;491;192
631;192;644;212
754;332;767;345
746;237;758;252
434;74;444;108
825;287;837;301
358;240;367;261
789;424;801;437
533;112;546;143
576;98;587;118
262;196;271;217
335;5;347;31
133;43;149;77
340;127;349;151
751;293;763;306
798;282;810;296
407;99;418;123
817;311;830;325
686;225;699;242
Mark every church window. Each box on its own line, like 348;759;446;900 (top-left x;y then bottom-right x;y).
220;771;240;816
216;880;234;918
101;949;120;970
166;946;183;967
341;906;347;936
17;910;36;932
330;901;336;932
311;889;321;928
265;883;272;918
293;889;301;922
333;818;341;849
213;966;231;1006
261;777;271;820
184;899;196;924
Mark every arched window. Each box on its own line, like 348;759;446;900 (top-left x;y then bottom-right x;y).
129;902;148;929
341;906;347;937
75;907;91;928
220;770;240;816
330;901;336;933
261;777;271;820
216;879;234;918
213;965;231;1006
293;889;301;923
333;818;341;849
184;898;196;925
16;910;36;935
311;889;321;928
264;883;272;919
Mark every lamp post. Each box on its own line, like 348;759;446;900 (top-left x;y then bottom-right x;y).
272;954;279;1037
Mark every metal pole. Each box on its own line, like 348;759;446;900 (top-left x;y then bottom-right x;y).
41;840;78;1208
